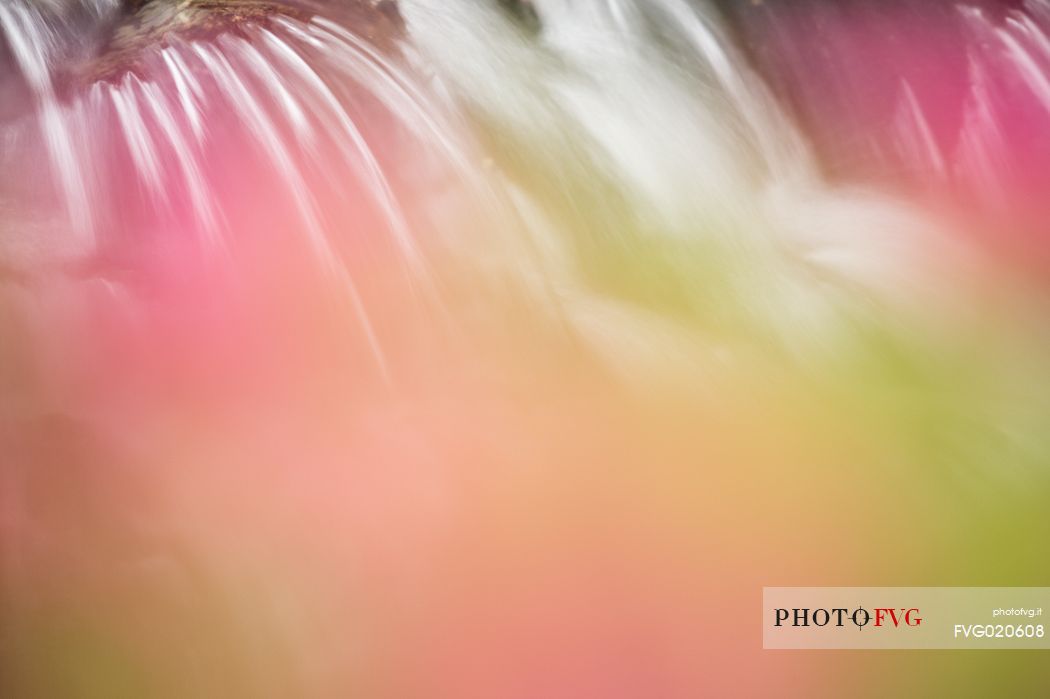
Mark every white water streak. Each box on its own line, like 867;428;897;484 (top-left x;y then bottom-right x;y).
111;75;169;211
137;78;224;246
161;45;208;145
254;27;426;276
191;40;388;374
0;1;94;247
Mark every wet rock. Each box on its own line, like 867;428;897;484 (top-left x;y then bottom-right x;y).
81;0;405;83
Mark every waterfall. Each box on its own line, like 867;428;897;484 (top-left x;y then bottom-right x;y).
0;0;967;370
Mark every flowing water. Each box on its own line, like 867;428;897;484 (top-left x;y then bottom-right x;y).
0;0;953;332
3;1;1050;696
